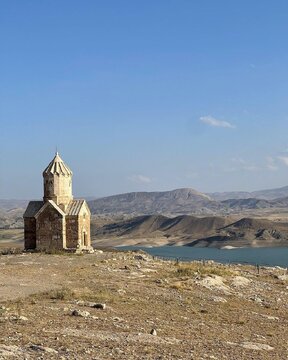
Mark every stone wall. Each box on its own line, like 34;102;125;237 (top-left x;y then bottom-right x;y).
66;216;79;248
24;218;36;250
43;174;73;206
78;212;91;247
36;205;65;250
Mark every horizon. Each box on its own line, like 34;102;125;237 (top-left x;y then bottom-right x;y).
1;182;288;201
2;1;288;199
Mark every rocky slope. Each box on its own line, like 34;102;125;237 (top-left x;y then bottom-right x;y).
0;250;287;359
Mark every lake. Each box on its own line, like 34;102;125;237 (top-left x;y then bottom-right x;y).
119;246;288;268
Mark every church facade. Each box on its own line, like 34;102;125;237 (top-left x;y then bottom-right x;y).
23;152;91;251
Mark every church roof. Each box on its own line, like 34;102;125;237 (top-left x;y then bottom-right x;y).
34;200;66;218
66;199;89;216
43;152;73;176
23;201;44;218
23;199;90;218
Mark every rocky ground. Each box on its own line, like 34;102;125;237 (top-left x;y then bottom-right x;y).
0;250;287;359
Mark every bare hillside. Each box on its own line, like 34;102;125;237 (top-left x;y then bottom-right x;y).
88;188;219;216
92;215;288;248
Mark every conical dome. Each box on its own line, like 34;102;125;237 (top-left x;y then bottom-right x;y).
43;152;73;207
43;152;73;176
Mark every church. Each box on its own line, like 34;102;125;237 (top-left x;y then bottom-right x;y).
23;152;91;251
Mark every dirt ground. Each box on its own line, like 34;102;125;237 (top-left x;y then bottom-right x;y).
0;250;287;359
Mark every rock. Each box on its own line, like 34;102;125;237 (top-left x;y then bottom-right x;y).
71;309;90;318
198;275;231;295
91;303;106;310
0;345;23;358
241;342;274;351
134;254;150;261
261;314;279;321
74;300;86;306
211;296;227;303
9;315;28;321
117;289;126;295
150;328;157;336
112;317;123;322
277;274;288;281
250;295;264;304
231;276;251;288
30;345;58;354
275;266;287;271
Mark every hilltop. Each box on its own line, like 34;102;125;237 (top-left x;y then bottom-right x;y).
0;250;287;359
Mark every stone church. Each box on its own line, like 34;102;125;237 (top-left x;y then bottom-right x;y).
23;152;91;251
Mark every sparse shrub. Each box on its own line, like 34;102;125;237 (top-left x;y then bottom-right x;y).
170;281;183;290
48;287;75;300
175;262;234;278
0;248;23;256
44;249;67;255
73;288;118;304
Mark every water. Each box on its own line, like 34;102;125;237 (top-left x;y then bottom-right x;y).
118;246;288;267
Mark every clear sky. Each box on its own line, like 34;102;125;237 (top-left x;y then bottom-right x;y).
1;0;288;199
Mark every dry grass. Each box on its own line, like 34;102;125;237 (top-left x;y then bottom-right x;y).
33;286;119;304
0;247;23;255
0;251;287;359
174;261;235;278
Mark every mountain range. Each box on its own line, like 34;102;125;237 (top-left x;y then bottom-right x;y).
1;185;288;229
88;186;288;216
209;185;288;201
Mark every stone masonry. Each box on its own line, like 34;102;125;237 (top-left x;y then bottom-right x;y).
23;152;91;251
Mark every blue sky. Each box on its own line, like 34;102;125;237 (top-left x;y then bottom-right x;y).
1;0;288;199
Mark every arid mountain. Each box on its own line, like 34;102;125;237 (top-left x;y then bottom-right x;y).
0;208;24;229
220;198;273;210
88;188;220;216
2;185;288;230
0;200;28;210
88;187;288;216
93;214;288;248
0;200;28;229
209;185;288;201
93;214;231;238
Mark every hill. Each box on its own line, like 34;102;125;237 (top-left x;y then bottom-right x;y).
92;214;288;248
209;185;288;201
0;251;287;358
88;188;220;216
2;185;288;234
88;187;288;217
